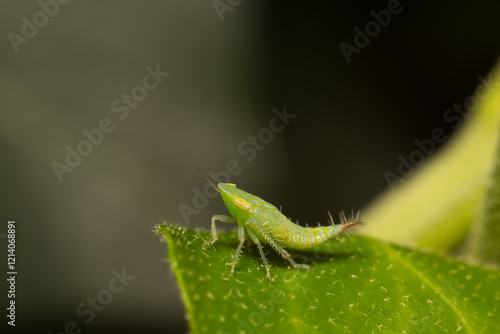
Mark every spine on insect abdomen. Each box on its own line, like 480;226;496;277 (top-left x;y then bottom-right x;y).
277;220;346;250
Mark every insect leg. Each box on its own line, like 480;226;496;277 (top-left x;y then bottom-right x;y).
203;215;236;247
251;222;310;271
227;224;246;277
245;227;274;281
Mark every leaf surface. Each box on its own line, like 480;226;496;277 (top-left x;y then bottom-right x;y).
157;224;500;333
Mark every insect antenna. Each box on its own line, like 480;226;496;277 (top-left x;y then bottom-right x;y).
187;154;219;193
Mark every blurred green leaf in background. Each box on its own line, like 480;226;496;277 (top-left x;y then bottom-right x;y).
362;61;500;260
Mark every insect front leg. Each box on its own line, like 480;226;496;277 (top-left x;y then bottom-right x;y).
227;224;246;277
245;226;274;281
203;215;236;247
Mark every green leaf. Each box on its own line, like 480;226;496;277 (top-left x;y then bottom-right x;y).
465;132;500;266
361;63;500;252
156;223;500;334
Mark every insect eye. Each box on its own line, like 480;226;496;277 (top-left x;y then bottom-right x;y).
234;198;251;211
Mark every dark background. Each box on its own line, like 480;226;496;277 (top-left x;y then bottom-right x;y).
1;1;500;333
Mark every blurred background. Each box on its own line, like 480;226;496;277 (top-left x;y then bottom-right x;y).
2;1;500;333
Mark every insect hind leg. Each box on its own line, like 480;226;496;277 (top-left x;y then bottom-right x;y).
249;222;310;273
245;227;274;281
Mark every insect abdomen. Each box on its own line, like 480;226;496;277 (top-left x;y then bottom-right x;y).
272;220;329;250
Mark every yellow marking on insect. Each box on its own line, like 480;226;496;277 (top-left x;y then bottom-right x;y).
312;228;318;244
234;198;251;211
